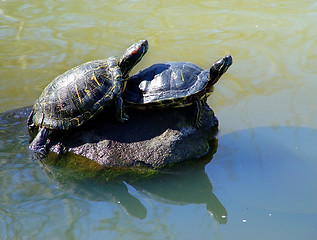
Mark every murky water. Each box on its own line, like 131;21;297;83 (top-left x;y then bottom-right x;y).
1;0;317;239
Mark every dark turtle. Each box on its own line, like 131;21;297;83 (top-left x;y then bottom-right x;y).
27;39;148;157
123;55;232;127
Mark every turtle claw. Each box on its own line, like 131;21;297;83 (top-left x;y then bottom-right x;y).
29;141;48;159
123;112;129;121
32;147;48;159
117;112;129;123
120;117;129;123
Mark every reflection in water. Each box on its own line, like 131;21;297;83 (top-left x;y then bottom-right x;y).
38;137;227;223
129;155;228;223
38;158;148;220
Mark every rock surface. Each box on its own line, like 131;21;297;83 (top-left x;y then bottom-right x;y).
47;105;219;168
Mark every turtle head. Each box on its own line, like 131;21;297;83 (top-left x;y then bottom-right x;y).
208;55;232;85
119;40;149;79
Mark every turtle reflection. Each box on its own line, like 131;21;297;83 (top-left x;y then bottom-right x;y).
39;139;227;223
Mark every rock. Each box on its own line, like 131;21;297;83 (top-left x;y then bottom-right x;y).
47;105;218;168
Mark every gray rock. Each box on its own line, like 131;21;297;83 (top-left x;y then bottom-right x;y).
48;105;218;168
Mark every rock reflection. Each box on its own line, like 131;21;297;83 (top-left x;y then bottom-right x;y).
39;138;227;223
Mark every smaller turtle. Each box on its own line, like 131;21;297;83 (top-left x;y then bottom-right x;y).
28;40;148;157
123;55;232;127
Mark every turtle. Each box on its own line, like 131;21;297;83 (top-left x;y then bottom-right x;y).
27;39;148;157
122;55;232;127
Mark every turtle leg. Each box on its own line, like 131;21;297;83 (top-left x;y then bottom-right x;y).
115;94;129;123
193;99;203;128
29;127;50;158
108;57;129;123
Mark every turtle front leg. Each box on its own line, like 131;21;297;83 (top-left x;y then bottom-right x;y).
193;99;203;128
29;127;50;158
115;95;129;123
108;57;129;123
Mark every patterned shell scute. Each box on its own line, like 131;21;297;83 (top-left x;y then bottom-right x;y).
131;62;209;104
32;60;115;130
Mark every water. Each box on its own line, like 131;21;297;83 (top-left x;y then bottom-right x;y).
1;0;317;239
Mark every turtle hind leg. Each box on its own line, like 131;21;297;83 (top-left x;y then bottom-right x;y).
29;128;50;158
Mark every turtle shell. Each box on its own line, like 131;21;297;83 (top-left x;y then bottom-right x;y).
31;57;121;130
123;62;209;106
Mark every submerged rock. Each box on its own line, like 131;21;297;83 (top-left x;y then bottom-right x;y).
46;105;218;168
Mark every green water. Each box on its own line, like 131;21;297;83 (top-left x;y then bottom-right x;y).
1;0;317;239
